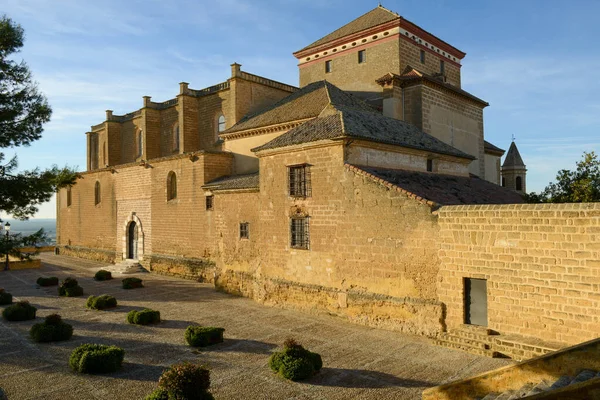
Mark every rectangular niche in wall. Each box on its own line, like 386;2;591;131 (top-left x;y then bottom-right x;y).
464;278;488;327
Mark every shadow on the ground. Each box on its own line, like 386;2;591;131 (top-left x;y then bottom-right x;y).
307;368;433;388
209;338;277;355
116;362;167;382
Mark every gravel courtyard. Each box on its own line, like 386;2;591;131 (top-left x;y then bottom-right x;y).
0;254;510;400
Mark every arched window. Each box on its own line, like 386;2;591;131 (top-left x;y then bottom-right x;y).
167;171;177;201
94;181;101;205
137;130;143;158
172;123;180;152
67;187;72;207
217;115;226;133
516;176;523;191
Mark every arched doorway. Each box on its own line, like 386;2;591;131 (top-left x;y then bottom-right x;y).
127;221;138;260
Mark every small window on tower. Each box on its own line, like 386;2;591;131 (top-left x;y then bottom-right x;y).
240;222;249;240
440;60;445;75
206;195;214;211
325;60;332;73
516;176;523;191
420;50;426;64
427;159;433;172
358;50;366;64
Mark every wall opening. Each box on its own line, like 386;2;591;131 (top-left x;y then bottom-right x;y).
516;176;523;191
464;278;488;326
127;221;138;260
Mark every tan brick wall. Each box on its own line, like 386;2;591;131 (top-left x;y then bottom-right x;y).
437;203;600;345
399;37;461;87
119;118;142;164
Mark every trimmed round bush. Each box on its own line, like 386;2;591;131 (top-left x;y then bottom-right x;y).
2;301;37;321
86;294;117;310
268;339;322;381
69;344;124;374
122;277;143;289
127;309;160;325
157;362;213;400
185;326;225;347
36;277;59;287
94;270;112;281
0;289;13;305
30;314;73;342
58;277;84;297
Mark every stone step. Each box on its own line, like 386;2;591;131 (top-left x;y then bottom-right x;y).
494;390;515;400
549;375;572;391
99;261;147;275
439;333;490;350
449;329;496;344
525;379;551;397
455;324;494;336
481;393;500;400
507;382;534;399
434;339;499;358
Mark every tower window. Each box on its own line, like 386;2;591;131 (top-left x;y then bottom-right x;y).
172;123;180;152
288;164;311;198
358;50;366;64
440;60;445;75
94;181;101;205
427;159;433;172
67;187;72;207
217;114;226;133
137;130;143;158
240;222;249;239
206;195;214;210
325;60;332;73
516;176;523;191
420;50;425;64
290;217;310;250
501;177;506;187
167;171;177;201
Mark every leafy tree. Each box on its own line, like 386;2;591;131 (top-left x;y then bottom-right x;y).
0;15;78;220
526;151;600;203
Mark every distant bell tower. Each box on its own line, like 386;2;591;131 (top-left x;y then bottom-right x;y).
501;141;527;194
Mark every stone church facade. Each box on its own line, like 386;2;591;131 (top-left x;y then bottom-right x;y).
57;6;600;354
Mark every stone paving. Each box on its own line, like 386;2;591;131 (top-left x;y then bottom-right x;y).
0;254;510;400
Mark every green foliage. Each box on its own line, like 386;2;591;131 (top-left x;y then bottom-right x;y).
0;288;12;305
184;326;225;347
122;277;143;289
157;362;213;400
2;300;36;321
144;388;169;400
58;277;83;297
69;344;124;374
36;276;58;286
0;15;78;219
86;294;117;310
94;269;112;281
268;339;322;381
527;151;600;203
30;314;73;342
127;309;160;325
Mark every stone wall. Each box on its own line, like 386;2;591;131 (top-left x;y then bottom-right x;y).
399;36;461;87
437;203;600;345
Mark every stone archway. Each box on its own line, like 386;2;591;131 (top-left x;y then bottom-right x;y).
122;213;144;261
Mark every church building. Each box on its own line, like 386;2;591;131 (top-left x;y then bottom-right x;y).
57;6;538;350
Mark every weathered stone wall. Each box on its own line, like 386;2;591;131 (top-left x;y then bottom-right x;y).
437;203;600;345
399;36;461;87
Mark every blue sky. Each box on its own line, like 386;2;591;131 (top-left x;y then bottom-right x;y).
3;0;600;218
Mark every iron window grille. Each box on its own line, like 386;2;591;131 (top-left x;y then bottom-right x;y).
290;217;310;250
206;195;214;210
240;222;249;239
288;164;312;198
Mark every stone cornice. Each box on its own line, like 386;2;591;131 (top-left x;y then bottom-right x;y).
220;119;312;141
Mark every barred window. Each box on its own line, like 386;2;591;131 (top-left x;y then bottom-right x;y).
94;181;101;205
290;217;309;249
240;222;249;239
288;164;311;198
206;195;214;210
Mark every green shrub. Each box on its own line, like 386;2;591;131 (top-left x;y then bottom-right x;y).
36;277;59;286
30;314;73;342
144;388;169;400
268;339;322;381
69;344;124;374
0;289;13;305
157;362;213;400
2;301;37;321
122;277;143;289
58;278;84;297
94;270;112;281
86;294;117;310
185;326;225;347
127;309;161;325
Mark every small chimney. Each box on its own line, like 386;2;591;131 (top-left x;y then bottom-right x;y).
105;110;113;120
179;82;189;95
143;96;152;107
231;63;242;78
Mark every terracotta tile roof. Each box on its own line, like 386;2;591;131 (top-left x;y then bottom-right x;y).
297;6;399;53
484;140;505;155
376;67;489;107
224;81;373;134
502;142;526;168
253;102;474;160
348;165;524;206
202;172;259;191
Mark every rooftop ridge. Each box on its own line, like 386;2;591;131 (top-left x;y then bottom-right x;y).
237;71;298;93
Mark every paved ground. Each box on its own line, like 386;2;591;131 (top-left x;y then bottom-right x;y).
0;254;510;400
